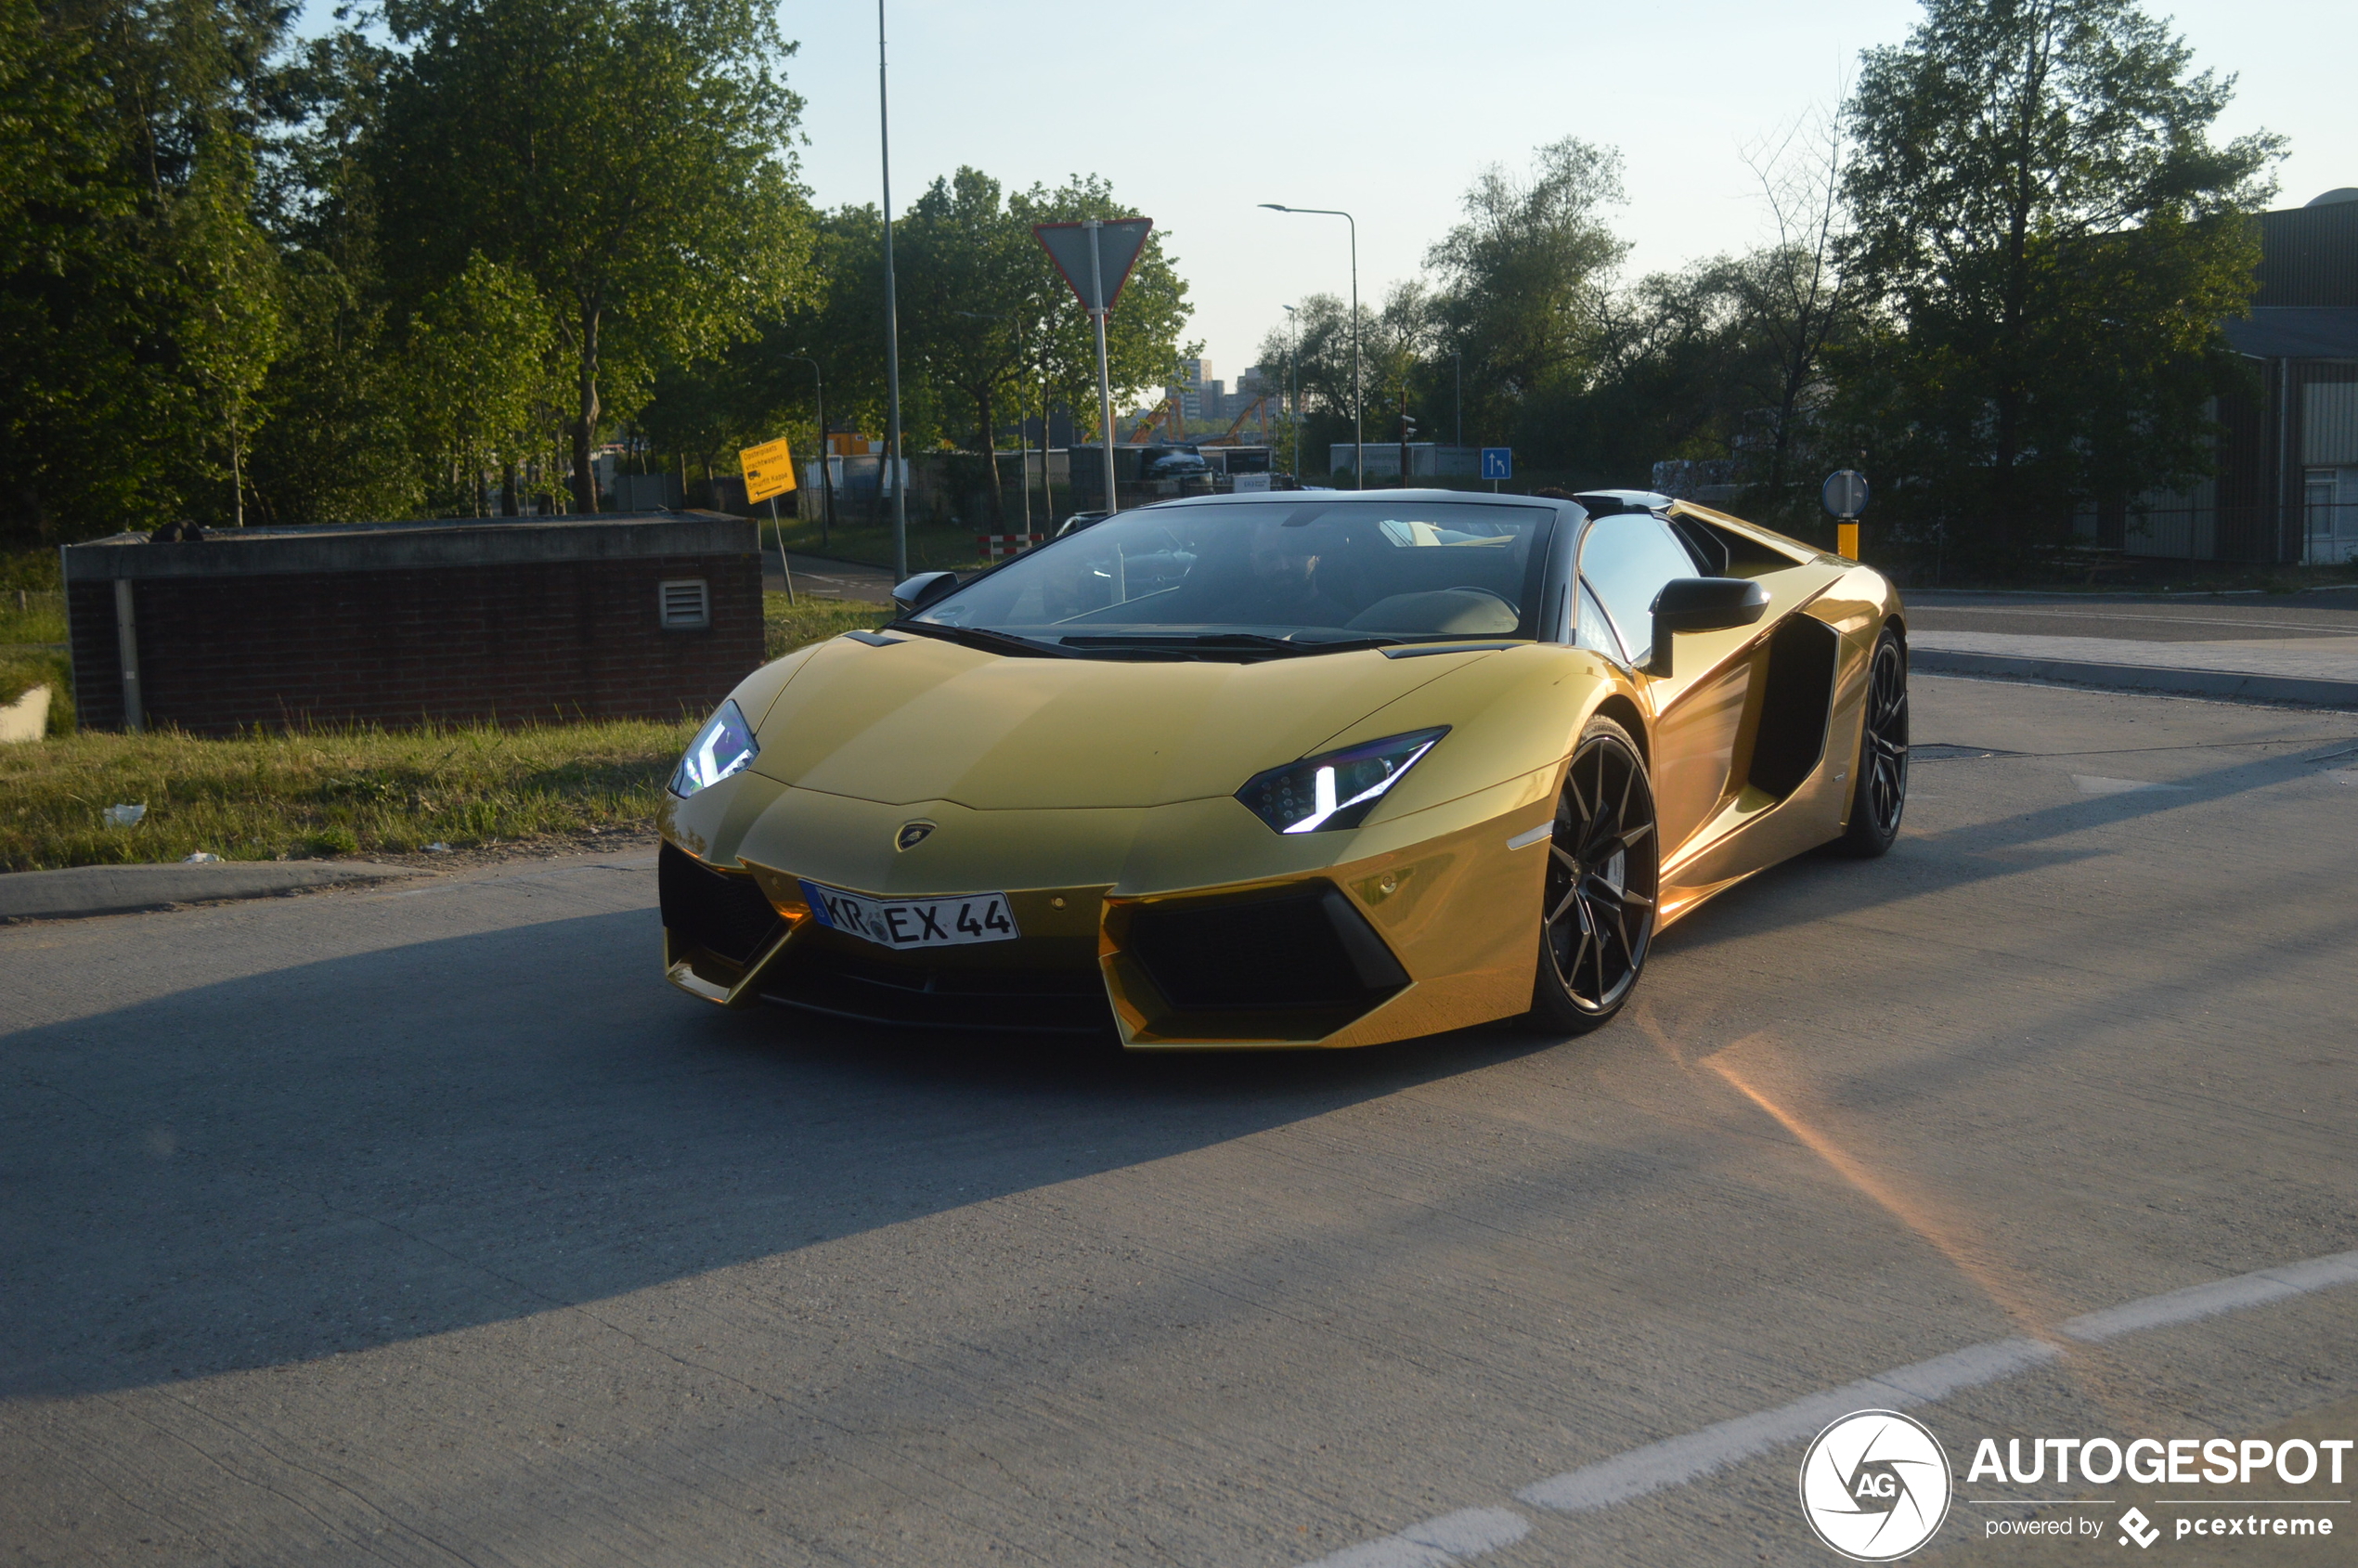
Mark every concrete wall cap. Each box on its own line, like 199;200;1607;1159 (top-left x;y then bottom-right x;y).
61;512;758;581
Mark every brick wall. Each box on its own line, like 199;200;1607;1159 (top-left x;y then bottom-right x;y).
65;517;764;734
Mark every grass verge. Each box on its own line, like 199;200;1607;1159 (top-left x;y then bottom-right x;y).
764;591;892;659
0;719;701;871
0;592;890;872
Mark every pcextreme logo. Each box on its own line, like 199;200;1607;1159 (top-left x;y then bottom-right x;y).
1800;1410;1954;1562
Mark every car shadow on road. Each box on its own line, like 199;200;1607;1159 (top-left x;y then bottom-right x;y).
0;906;1555;1401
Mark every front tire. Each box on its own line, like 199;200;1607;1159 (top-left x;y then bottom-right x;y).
1528;716;1659;1033
1827;629;1909;859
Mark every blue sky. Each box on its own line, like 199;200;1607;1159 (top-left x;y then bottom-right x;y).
309;0;2352;390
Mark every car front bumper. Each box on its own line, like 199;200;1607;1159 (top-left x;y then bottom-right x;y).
657;766;1557;1049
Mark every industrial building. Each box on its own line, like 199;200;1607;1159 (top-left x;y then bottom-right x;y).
2103;189;2358;564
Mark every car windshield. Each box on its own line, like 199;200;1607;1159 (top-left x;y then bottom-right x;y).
912;499;1556;653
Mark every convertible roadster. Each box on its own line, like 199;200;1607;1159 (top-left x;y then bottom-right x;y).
658;488;1907;1047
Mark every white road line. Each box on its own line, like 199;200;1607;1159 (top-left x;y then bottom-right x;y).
2058;1249;2358;1343
1299;1248;2358;1566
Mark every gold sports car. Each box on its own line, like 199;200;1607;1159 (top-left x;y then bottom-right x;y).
658;489;1908;1047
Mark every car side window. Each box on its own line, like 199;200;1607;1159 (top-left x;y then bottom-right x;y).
1574;581;1624;663
1579;512;1700;668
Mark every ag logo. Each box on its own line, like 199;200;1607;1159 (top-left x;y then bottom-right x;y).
1798;1409;1952;1561
894;820;936;851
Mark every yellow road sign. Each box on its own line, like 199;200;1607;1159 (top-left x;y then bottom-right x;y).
740;437;798;504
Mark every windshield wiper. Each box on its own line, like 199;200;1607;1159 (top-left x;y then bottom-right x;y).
893;621;1075;659
1056;631;1400;659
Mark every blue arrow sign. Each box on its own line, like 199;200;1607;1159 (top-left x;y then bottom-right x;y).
1480;447;1512;481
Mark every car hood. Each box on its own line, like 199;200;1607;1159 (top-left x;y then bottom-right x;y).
745;632;1496;810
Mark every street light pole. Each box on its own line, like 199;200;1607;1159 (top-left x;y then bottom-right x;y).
1260;204;1359;487
1453;348;1462;454
784;354;835;550
1282;303;1299;480
877;0;907;579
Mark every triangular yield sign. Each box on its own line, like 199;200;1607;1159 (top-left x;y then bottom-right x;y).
1033;218;1153;313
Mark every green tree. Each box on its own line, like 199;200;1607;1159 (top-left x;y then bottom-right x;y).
0;0;291;541
406;253;556;514
898;169;1033;454
1425;137;1628;455
243;250;419;524
1837;0;2281;554
242;26;420;525
370;0;813;512
1731;107;1858;509
174;143;283;525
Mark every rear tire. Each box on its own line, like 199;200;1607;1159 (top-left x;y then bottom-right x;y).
1528;716;1659;1033
1827;629;1908;859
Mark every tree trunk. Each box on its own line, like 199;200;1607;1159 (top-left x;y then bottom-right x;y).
502;462;519;516
976;385;1004;525
571;305;603;513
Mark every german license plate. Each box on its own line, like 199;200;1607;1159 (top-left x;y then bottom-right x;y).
797;881;1020;950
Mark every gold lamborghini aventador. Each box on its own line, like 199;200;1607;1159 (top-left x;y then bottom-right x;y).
658;488;1908;1048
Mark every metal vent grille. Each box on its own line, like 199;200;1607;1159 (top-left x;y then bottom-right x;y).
658;578;710;630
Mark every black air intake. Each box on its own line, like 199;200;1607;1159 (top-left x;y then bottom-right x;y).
1126;882;1408;1012
659;841;784;965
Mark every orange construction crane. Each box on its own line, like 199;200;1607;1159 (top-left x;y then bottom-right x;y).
1198;394;1272;446
1124;393;1185;444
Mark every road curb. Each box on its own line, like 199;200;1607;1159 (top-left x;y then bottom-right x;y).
0;861;423;922
1911;648;2358;708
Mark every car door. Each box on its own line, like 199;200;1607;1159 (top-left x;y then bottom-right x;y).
1576;512;1757;860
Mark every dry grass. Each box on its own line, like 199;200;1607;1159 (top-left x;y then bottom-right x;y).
763;591;893;659
0;718;701;871
0;591;895;872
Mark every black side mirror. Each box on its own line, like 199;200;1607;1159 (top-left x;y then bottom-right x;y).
1647;577;1769;676
891;571;960;615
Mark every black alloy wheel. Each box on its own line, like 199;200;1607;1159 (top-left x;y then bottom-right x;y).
1531;717;1659;1032
1830;630;1909;858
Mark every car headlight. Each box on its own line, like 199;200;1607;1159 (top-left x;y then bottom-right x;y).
670;699;758;797
1236;728;1448;835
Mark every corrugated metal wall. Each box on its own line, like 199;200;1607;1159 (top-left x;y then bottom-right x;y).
2305;378;2358;465
2256;202;2358;308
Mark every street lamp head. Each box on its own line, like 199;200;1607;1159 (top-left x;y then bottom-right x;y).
1259;203;1289;212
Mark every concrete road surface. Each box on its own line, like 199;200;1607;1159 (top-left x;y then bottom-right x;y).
5;677;2356;1566
1908;586;2358;643
1908;589;2358;706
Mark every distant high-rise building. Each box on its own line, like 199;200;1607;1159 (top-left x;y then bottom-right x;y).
1175;357;1212;421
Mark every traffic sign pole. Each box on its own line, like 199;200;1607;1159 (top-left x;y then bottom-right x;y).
1035;217;1152;519
1820;469;1870;561
771;497;794;604
1086;221;1119;516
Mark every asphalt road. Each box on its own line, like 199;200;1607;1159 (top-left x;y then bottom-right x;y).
768;553;900;605
6;676;2356;1567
